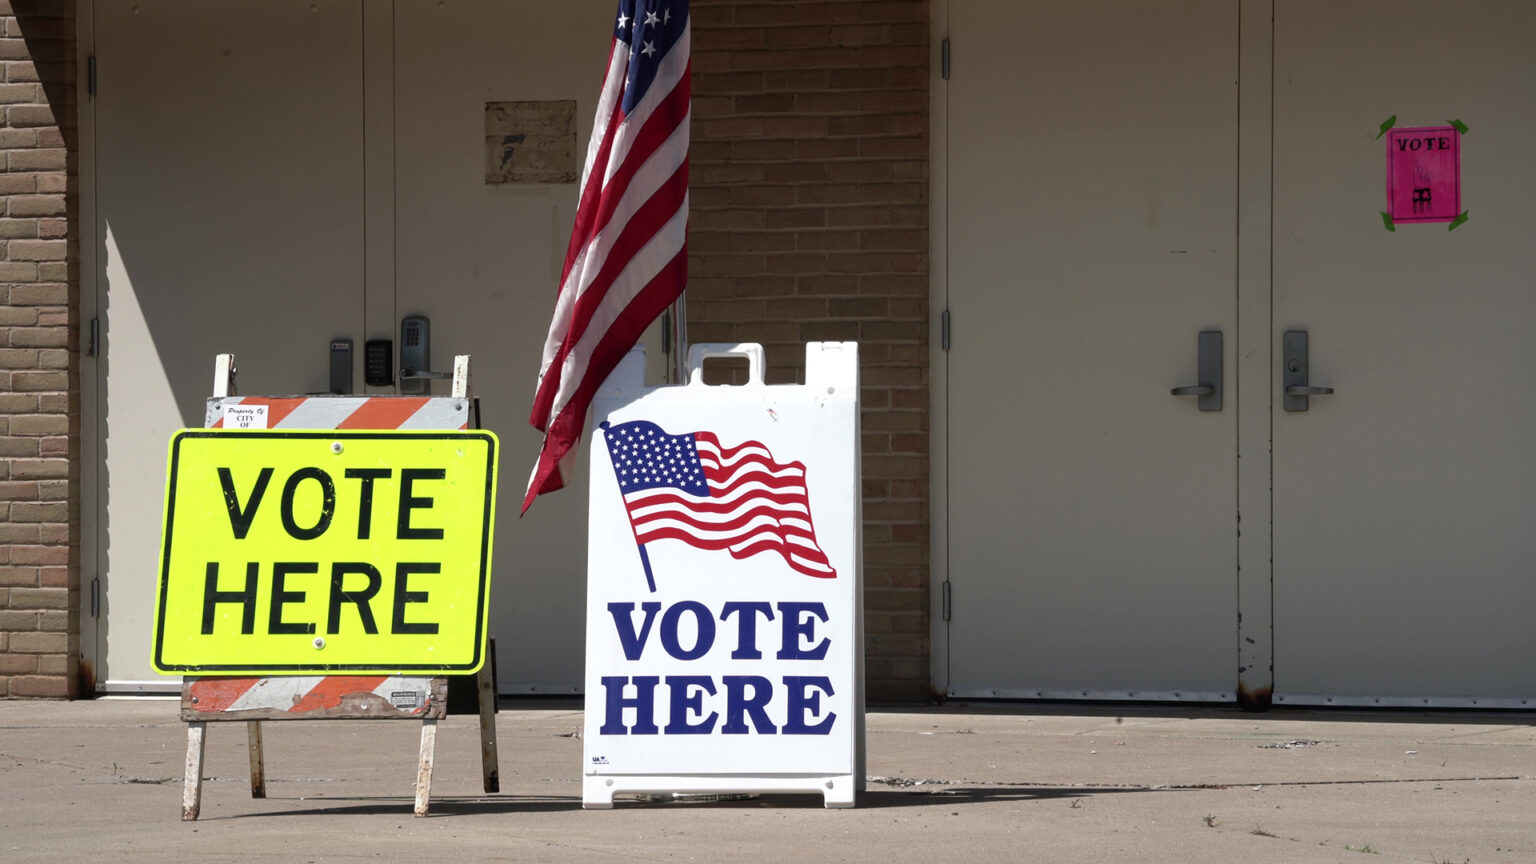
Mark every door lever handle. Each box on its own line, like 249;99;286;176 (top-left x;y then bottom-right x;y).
400;368;454;380
1282;331;1335;411
1171;330;1222;411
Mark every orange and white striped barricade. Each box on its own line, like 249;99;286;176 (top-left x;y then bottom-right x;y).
175;354;499;820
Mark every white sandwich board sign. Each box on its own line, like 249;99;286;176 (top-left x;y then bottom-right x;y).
582;342;864;809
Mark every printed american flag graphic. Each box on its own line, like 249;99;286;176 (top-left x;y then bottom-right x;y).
602;419;837;580
525;0;691;513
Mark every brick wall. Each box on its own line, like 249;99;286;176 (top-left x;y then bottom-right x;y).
688;0;930;701
0;0;79;699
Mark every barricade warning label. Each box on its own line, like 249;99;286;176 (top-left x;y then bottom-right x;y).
153;430;498;675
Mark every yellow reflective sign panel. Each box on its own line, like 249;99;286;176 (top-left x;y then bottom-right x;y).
154;430;498;675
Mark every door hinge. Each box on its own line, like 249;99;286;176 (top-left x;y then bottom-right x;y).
941;580;952;622
940;309;951;351
88;55;96;98
87;316;98;357
941;38;950;80
90;576;100;618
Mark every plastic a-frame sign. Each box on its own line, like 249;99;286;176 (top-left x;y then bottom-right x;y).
582;342;864;809
153;429;498;675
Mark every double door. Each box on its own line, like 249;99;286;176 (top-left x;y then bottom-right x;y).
85;0;623;692
943;0;1536;706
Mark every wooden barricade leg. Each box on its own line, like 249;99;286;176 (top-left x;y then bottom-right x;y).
414;719;438;817
477;643;499;793
246;721;266;798
183;722;208;821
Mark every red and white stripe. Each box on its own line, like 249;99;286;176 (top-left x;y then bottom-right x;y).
206;396;469;430
626;432;837;579
524;7;691;513
186;676;435;717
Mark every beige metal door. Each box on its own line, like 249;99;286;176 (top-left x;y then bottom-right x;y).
88;1;637;694
391;0;619;692
89;1;366;690
1272;1;1536;706
940;1;1240;699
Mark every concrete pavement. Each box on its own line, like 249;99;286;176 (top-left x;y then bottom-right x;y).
1;698;1531;862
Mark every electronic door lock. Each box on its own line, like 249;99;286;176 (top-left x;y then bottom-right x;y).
399;315;452;393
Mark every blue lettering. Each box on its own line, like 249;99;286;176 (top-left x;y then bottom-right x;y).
721;675;777;735
664;675;719;734
783;676;836;735
720;601;774;659
775;601;830;660
660;600;716;661
606;601;661;661
599;675;659;735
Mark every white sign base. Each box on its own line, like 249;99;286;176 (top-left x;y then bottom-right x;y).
582;343;864;809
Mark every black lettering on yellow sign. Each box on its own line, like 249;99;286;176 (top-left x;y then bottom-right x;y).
343;469;390;539
156;429;499;676
204;466;451;637
200;560;441;637
218;467;271;540
328;562;382;633
218;466;446;541
397;469;446;540
280;470;335;540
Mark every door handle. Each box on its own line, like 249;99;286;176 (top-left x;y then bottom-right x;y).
1170;330;1222;411
1282;330;1335;411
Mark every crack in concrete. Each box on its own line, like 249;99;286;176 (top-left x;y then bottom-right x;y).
867;773;1523;793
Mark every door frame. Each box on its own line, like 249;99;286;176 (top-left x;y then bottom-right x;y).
79;0;101;690
928;0;1277;706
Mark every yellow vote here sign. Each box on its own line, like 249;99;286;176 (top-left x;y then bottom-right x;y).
154;430;499;675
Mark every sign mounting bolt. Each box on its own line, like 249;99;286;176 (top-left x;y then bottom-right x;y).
331;442;344;454
313;637;326;650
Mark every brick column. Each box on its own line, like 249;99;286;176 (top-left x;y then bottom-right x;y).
0;0;79;699
689;1;930;701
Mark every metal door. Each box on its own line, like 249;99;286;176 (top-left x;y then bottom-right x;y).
88;1;366;690
391;0;620;692
940;1;1240;699
1271;1;1536;706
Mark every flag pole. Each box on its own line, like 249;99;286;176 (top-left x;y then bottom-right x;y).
636;544;657;594
670;293;687;385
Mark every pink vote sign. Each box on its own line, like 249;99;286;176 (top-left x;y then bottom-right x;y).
1387;126;1460;223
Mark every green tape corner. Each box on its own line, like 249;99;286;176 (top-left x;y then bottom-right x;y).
1380;211;1395;232
1449;118;1469;135
1448;210;1469;231
1376;115;1397;140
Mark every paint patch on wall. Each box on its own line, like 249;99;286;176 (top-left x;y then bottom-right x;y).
486;100;577;184
1386;125;1460;224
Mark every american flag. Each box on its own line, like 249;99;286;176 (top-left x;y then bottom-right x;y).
602;420;838;584
525;1;691;513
